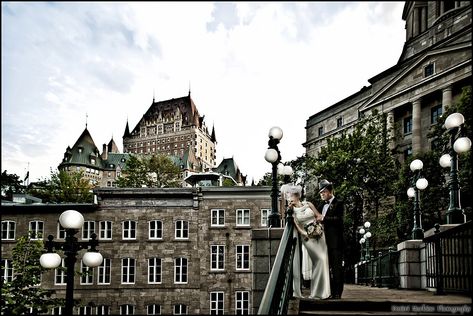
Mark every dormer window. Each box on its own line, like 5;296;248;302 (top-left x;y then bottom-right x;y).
110;164;115;168
78;146;83;153
91;158;96;165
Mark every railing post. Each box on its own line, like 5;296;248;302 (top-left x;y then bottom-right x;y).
433;224;445;295
377;251;382;287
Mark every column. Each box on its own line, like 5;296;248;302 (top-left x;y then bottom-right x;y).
442;86;452;113
420;7;427;33
386;111;395;151
412;100;422;155
413;8;419;36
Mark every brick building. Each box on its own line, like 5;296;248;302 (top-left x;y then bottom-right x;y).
1;186;272;315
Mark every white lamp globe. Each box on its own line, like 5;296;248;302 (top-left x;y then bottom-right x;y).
277;163;285;175
82;252;103;268
444;113;464;130
264;149;279;163
439;154;452;168
59;210;84;229
410;159;423;171
268;126;283;140
365;231;372;238
416;178;429;190
359;238;366;244
407;187;416;198
453;137;472;153
40;253;62;269
359;228;365;235
364;221;371;229
283;165;293;176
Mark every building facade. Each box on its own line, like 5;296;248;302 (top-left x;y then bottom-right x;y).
123;93;217;172
305;1;472;163
1;186;272;315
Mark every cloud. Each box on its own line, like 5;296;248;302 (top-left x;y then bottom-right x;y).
1;2;406;184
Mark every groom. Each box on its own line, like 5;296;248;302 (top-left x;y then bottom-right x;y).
317;179;345;299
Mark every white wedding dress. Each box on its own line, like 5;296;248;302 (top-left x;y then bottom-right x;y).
292;202;331;299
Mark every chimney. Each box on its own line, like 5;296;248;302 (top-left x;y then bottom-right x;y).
102;144;108;160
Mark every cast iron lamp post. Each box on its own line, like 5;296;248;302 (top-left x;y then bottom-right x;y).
40;210;103;315
439;112;471;224
407;159;428;239
265;126;290;228
359;222;371;260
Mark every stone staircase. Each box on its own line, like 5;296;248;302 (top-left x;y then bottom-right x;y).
290;284;471;315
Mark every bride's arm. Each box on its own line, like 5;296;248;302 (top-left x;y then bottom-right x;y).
307;202;323;222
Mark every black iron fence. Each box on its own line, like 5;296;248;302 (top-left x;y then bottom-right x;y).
424;220;472;294
356;247;400;288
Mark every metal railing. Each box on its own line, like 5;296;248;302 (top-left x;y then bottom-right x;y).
257;207;296;315
356;248;400;288
424;220;472;294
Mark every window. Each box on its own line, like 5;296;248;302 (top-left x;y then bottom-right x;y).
98;258;111;285
149;220;163;240
236;245;250;270
236;291;250;315
96;306;110;315
57;223;66;239
174;257;188;284
173;304;187;315
210;292;224;315
337;117;343;128
424;63;434;77
148;258;162;284
80;261;93;285
260;209;269;227
82;221;95;240
55;259;66;285
318;126;324;136
431;105;442;124
122;258;135;284
120;304;135;315
236;209;250;226
1;221;16;240
211;245;225;271
147;304;161;315
29;221;44;240
211;209;225;227
123;221;137;240
99;221;112;240
1;259;13;282
175;220;189;239
403;116;412;134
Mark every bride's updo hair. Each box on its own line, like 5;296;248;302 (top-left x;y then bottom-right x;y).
281;184;303;199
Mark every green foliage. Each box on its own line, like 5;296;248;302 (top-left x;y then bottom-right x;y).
1;170;26;200
222;178;236;187
1;236;64;315
116;154;181;188
27;170;93;203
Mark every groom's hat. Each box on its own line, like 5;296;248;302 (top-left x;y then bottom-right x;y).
318;179;333;193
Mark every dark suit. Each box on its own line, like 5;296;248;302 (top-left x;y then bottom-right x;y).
319;197;345;298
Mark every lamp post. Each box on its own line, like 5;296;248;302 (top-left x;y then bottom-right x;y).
407;159;428;239
40;210;103;315
439;112;472;224
362;222;372;260
359;229;366;262
265;126;285;228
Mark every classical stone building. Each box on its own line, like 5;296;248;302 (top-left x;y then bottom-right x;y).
305;1;472;163
1;186;272;315
123;93;217;172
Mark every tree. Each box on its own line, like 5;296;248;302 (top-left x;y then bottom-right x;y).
27;170;93;203
116;154;182;188
1;170;25;200
1;236;64;315
303;110;399;265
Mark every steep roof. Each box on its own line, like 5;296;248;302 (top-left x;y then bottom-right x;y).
59;127;103;168
107;138;119;153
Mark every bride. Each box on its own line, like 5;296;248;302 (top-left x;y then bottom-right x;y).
282;184;331;299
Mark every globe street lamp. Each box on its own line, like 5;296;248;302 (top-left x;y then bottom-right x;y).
359;221;372;261
40;210;103;315
407;159;428;239
440;112;472;224
264;126;286;227
359;227;366;262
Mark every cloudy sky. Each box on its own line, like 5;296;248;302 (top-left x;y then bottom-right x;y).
2;2;406;184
